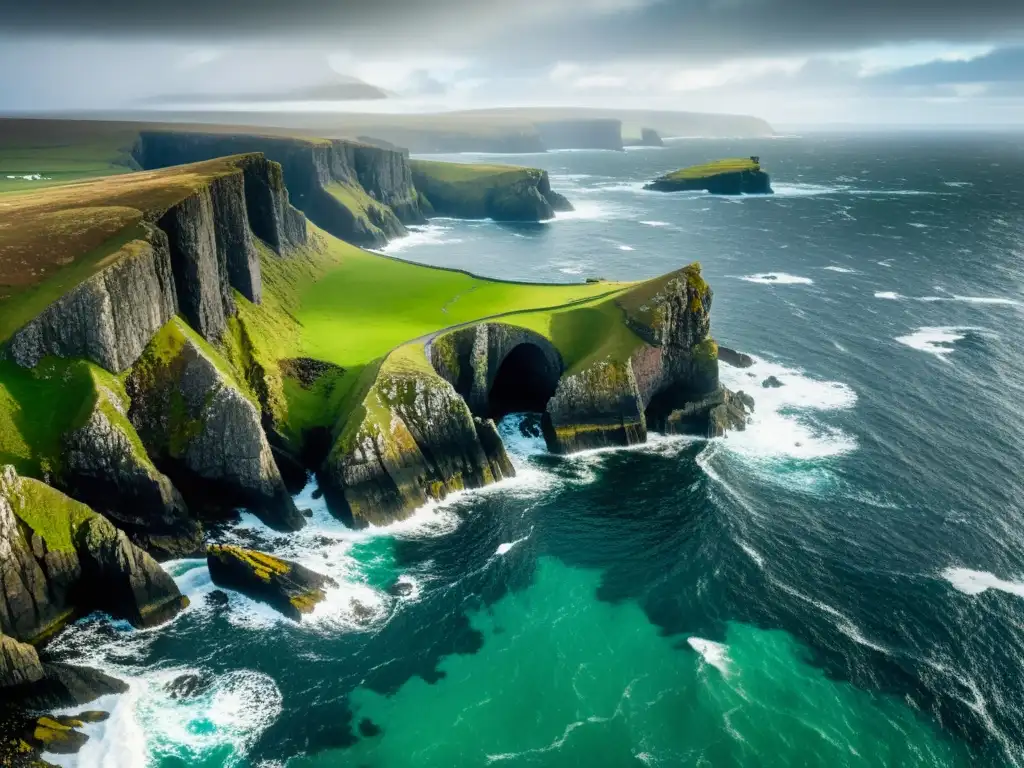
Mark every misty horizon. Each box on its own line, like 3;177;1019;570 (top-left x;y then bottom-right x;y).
1;1;1023;127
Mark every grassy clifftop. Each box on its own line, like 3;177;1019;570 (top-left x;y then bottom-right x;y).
660;158;760;181
0;154;264;343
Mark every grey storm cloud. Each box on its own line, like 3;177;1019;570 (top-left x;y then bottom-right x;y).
3;0;1024;60
871;46;1024;85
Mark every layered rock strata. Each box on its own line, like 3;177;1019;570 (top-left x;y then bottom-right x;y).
7;155;307;372
135;132;424;248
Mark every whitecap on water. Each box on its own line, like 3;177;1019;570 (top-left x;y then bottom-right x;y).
382;224;461;253
894;326;994;360
552;200;617;221
737;272;814;286
639;220;672;227
717;354;858;463
618;245;635;251
876;292;1019;306
941;567;1024;598
687;637;732;676
823;266;858;274
495;533;530;556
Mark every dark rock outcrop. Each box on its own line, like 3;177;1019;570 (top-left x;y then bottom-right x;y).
9;663;128;710
0;465;188;644
718;346;754;368
762;376;784;388
126;320;305;532
321;354;516;527
649;386;753;438
624;128;664;147
646;167;772;195
207;544;337;621
535;119;624;151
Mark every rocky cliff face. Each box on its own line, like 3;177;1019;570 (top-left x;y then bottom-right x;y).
59;382;201;560
0;465;187;644
410;164;573;222
543;265;749;452
135;132;424;248
535;119;624;151
320;351;514;527
6;156;307;372
7;224;178;373
126;320;304;532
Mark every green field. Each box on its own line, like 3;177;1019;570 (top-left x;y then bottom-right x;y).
663;157;760;181
408;159;528;185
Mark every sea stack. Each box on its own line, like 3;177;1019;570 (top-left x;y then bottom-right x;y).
645;156;773;195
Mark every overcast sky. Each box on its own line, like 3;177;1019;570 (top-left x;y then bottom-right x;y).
3;0;1024;125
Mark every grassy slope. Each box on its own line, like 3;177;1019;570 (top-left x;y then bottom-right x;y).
409;160;531;185
0;122;139;193
227;226;628;444
663;158;760;181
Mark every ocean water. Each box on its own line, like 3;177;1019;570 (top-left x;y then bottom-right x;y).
49;133;1024;767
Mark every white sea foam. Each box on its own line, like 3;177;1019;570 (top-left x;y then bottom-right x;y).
895;326;993;360
876;291;1019;306
717;354;858;462
737;272;814;285
943;181;973;188
618;245;635;251
639;220;672;227
687;637;732;676
382;224;461;253
496;534;530;556
49;668;282;768
942;568;1024;598
908;222;929;229
6;173;49;181
553;199;616;221
823;266;858;274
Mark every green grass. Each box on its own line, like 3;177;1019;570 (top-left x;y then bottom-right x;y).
294;234;623;369
409;159;532;184
662;157;760;181
0;154;274;344
5;468;96;553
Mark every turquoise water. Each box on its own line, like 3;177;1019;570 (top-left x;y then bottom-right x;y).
48;133;1024;767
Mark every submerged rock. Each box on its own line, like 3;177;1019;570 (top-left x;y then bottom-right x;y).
11;663;128;711
207;545;338;621
762;375;784;388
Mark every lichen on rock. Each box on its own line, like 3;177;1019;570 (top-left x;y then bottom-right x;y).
0;465;187;643
126;319;304;532
207;544;337;621
321;345;515;527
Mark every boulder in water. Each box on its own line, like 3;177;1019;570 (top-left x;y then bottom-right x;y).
207;545;338;621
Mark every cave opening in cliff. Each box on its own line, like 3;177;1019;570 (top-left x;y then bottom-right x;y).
488;343;560;419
